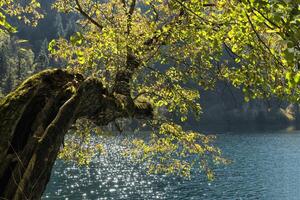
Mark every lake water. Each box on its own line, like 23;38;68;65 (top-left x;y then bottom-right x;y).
43;130;300;200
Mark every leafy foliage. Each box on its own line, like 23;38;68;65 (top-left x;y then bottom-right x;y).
207;0;300;102
49;0;229;179
3;0;300;180
58;119;106;166
125;122;227;180
0;0;43;32
49;0;300;179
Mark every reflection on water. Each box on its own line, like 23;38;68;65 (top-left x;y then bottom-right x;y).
43;130;300;200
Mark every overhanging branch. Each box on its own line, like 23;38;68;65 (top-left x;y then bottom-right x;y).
75;0;103;30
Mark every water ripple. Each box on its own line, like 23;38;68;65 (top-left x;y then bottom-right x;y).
43;131;300;200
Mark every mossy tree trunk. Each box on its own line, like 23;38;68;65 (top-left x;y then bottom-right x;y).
0;69;152;199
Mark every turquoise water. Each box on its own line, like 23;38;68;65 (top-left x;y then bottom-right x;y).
43;130;300;199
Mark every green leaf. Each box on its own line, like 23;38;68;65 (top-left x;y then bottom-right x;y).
294;73;300;84
70;32;84;45
285;72;292;81
48;40;57;53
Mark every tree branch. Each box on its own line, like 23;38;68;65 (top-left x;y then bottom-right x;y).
113;0;137;96
143;4;185;47
246;0;281;29
245;12;284;68
75;0;103;30
127;0;136;35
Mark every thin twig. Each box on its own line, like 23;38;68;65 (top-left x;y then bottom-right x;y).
75;0;103;30
245;12;284;68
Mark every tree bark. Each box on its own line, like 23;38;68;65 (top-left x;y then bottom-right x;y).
0;68;152;199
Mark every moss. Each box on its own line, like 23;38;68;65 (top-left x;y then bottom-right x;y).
0;69;81;163
1;69;55;106
0;68;84;198
1;69;82;105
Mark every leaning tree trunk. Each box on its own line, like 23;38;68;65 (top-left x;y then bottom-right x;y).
0;69;152;199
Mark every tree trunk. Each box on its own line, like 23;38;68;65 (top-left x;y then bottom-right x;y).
0;69;152;199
